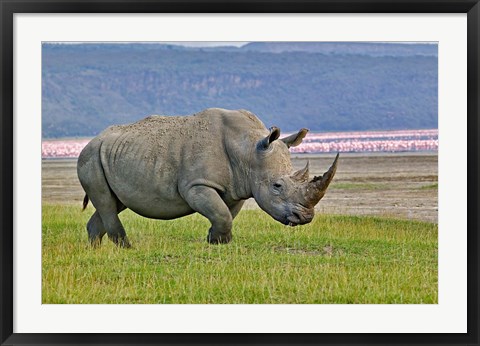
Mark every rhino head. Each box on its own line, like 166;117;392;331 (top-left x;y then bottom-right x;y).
250;126;339;227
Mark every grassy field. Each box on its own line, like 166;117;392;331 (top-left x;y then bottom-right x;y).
42;204;438;304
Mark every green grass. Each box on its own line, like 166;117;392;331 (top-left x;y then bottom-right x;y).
42;204;438;304
332;182;388;190
419;183;438;190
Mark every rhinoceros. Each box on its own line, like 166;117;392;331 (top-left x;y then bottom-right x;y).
77;108;338;247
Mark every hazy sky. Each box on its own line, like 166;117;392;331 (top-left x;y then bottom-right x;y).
49;41;435;47
50;41;249;47
164;42;248;47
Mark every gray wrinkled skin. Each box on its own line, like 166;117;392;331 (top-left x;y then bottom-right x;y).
77;108;338;247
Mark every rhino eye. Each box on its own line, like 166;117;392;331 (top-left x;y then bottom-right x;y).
273;183;282;188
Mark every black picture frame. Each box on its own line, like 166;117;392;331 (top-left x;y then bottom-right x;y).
1;1;479;345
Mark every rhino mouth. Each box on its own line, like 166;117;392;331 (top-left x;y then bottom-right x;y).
284;209;314;227
286;213;301;227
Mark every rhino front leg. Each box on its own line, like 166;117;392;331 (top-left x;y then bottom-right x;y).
184;185;233;244
229;200;245;220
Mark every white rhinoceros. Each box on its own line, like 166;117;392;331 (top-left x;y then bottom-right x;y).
77;108;338;247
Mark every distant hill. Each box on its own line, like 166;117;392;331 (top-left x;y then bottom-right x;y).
241;42;438;56
42;42;437;138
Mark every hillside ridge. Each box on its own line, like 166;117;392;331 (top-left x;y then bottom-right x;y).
42;42;438;138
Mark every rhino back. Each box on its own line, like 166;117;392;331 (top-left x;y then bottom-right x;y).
96;109;264;218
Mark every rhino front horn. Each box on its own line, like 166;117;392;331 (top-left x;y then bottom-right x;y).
304;153;339;207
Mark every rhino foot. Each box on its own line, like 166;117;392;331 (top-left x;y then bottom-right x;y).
89;236;103;248
207;228;232;244
108;234;132;248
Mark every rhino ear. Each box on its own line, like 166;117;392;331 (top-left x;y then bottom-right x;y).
257;126;281;150
281;128;309;148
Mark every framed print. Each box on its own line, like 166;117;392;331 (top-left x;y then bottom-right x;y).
1;1;479;345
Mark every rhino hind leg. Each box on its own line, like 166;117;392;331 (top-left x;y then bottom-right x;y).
84;195;130;248
91;195;130;248
91;202;130;248
184;185;234;244
87;211;106;247
78;155;130;247
87;203;127;247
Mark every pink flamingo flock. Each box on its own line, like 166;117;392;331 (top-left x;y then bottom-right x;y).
42;129;438;159
42;139;91;159
290;129;438;154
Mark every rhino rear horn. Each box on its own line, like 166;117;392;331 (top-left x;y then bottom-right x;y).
305;153;339;207
257;126;281;150
291;161;309;183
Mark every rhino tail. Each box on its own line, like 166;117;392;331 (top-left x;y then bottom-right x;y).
82;194;89;211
